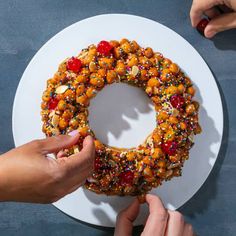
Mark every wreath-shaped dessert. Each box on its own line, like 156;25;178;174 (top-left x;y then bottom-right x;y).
41;39;201;196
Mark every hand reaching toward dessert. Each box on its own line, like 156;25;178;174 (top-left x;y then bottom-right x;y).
0;132;95;203
190;0;236;38
115;194;195;236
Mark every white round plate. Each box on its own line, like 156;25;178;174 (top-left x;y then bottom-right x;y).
12;14;223;227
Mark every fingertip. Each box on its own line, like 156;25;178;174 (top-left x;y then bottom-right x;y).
121;198;139;213
68;129;79;137
189;13;197;27
204;31;215;38
127;198;140;214
190;6;201;28
120;198;140;222
132;197;141;208
39;133;81;154
145;194;166;212
67;130;81;142
145;193;159;202
83;135;94;147
57;150;66;158
130;198;140;215
115;199;139;236
204;12;236;38
204;25;216;38
192;22;197;28
79;136;95;162
145;194;157;206
191;16;201;28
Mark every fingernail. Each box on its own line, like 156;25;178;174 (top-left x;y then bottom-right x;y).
205;30;216;38
83;135;93;145
68;130;79;137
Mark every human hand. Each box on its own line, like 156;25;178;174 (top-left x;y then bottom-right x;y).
115;194;194;236
0;131;95;203
190;0;236;38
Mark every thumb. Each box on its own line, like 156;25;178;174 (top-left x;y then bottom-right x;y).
64;135;95;177
204;12;236;38
36;130;80;154
115;198;140;236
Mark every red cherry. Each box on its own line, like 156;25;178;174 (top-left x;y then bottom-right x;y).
161;141;177;155
94;158;102;171
196;18;209;35
97;40;113;56
48;98;59;110
67;57;82;72
119;171;134;186
170;94;185;109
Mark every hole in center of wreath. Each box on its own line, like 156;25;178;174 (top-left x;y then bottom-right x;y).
88;83;156;149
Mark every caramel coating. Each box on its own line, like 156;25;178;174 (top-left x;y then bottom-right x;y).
41;39;201;196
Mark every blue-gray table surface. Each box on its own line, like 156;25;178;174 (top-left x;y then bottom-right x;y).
0;0;235;235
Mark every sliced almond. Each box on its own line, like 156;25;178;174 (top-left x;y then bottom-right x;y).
150;148;155;154
168;163;181;169
55;110;61;115
165;169;173;178
120;151;128;158
52;114;59;127
78;51;88;59
87;177;98;183
131;65;139;76
146;137;154;148
49;110;55;118
55;85;68;94
65;71;77;79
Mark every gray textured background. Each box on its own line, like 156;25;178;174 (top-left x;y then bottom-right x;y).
0;0;235;235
